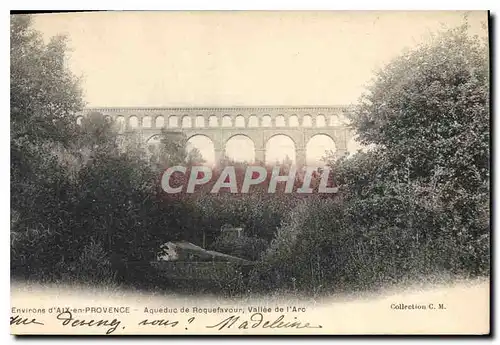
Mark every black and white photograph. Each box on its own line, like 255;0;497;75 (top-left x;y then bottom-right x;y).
9;10;490;335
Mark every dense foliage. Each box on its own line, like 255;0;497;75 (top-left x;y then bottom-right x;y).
256;23;489;293
11;16;489;295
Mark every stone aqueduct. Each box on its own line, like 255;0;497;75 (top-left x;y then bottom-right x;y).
77;106;355;166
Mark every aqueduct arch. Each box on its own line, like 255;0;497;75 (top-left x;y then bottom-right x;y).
265;134;297;165
77;106;355;166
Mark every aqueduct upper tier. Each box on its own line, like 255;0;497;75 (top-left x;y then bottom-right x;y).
77;106;355;165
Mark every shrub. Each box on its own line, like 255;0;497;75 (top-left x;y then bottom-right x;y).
210;234;268;261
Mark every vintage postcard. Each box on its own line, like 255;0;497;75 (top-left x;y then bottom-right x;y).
10;10;490;335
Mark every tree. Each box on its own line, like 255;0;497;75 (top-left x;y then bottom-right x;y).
147;129;205;168
76;112;117;150
11;14;84;224
348;23;489;192
11;14;83;180
186;147;206;166
321;22;491;279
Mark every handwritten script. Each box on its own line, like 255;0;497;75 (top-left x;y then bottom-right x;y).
11;312;322;334
56;311;122;335
206;313;322;331
10;315;44;326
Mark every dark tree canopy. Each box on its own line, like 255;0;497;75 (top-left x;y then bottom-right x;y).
11;15;490;293
11;14;83;144
348;23;489;190
11;14;84;180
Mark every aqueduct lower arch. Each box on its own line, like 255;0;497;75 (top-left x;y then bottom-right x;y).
77;106;355;166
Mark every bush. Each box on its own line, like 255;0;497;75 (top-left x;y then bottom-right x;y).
254;197;348;292
253;152;489;294
210;234;268;261
11;17;489;296
65;239;117;286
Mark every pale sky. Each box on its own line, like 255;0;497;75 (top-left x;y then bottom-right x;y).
31;11;488;165
32;11;488;107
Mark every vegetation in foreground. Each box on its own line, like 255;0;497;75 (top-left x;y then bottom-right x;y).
11;15;489;296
